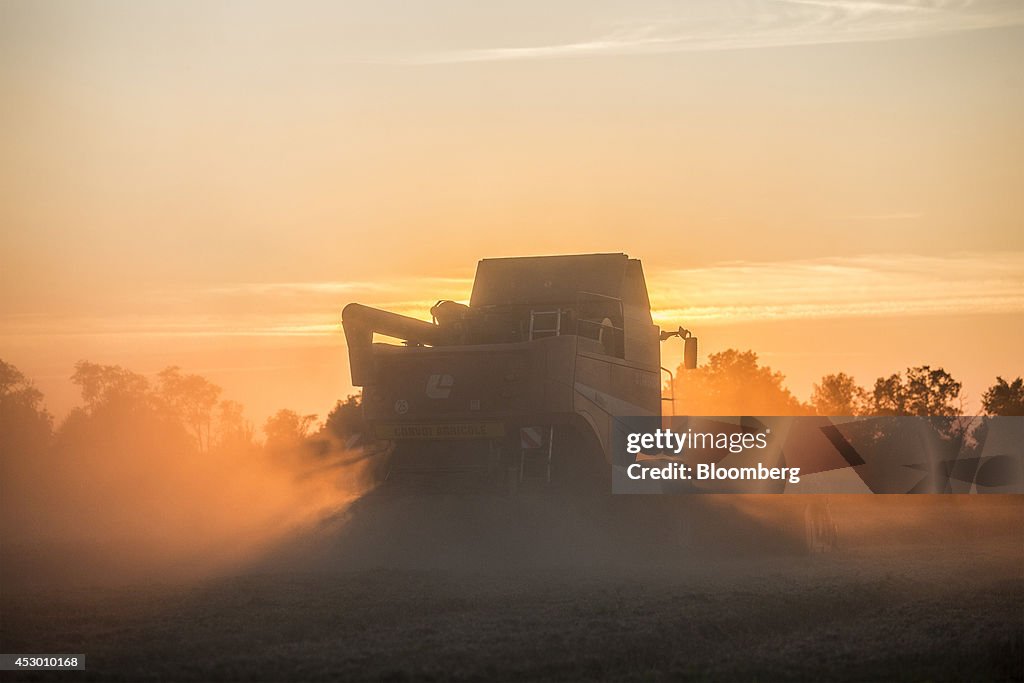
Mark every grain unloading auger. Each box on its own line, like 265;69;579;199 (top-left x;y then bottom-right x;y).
342;253;696;494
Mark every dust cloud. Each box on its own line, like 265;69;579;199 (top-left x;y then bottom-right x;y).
0;436;377;587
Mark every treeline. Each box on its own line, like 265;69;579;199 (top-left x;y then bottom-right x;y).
0;359;363;464
2;352;1022;466
669;349;1023;417
1;358;374;581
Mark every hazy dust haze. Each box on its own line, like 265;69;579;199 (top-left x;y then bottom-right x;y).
0;435;376;587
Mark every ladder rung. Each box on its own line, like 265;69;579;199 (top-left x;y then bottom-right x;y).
529;309;562;341
518;426;554;484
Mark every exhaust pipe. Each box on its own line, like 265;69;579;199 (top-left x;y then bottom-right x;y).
342;303;444;386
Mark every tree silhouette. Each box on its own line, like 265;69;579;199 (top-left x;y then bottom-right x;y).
862;365;968;458
981;377;1024;416
157;366;222;453
672;349;809;416
264;409;318;455
60;361;192;463
215;399;256;452
71;360;153;414
324;395;364;442
0;359;53;460
869;366;962;417
811;373;868;416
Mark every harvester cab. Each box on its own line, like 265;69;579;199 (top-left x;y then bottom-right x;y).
342;253;694;493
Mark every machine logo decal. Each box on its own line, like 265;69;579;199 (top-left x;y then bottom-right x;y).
394;399;409;414
426;373;454;399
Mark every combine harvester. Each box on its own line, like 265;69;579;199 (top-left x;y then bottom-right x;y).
342;253;834;555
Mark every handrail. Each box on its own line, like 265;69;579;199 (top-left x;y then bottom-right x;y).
576;290;622;302
660;365;675;417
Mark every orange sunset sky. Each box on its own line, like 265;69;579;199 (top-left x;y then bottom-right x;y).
2;1;1022;424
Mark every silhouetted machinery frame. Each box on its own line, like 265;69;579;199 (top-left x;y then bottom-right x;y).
342;252;840;554
343;252;696;493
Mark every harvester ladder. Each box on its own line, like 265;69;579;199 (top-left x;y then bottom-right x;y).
529;309;562;340
518;426;554;486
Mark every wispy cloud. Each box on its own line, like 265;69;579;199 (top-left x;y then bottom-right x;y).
837;212;923;221
647;252;1024;325
391;0;1024;65
2;252;1020;339
0;276;475;339
199;277;473;297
